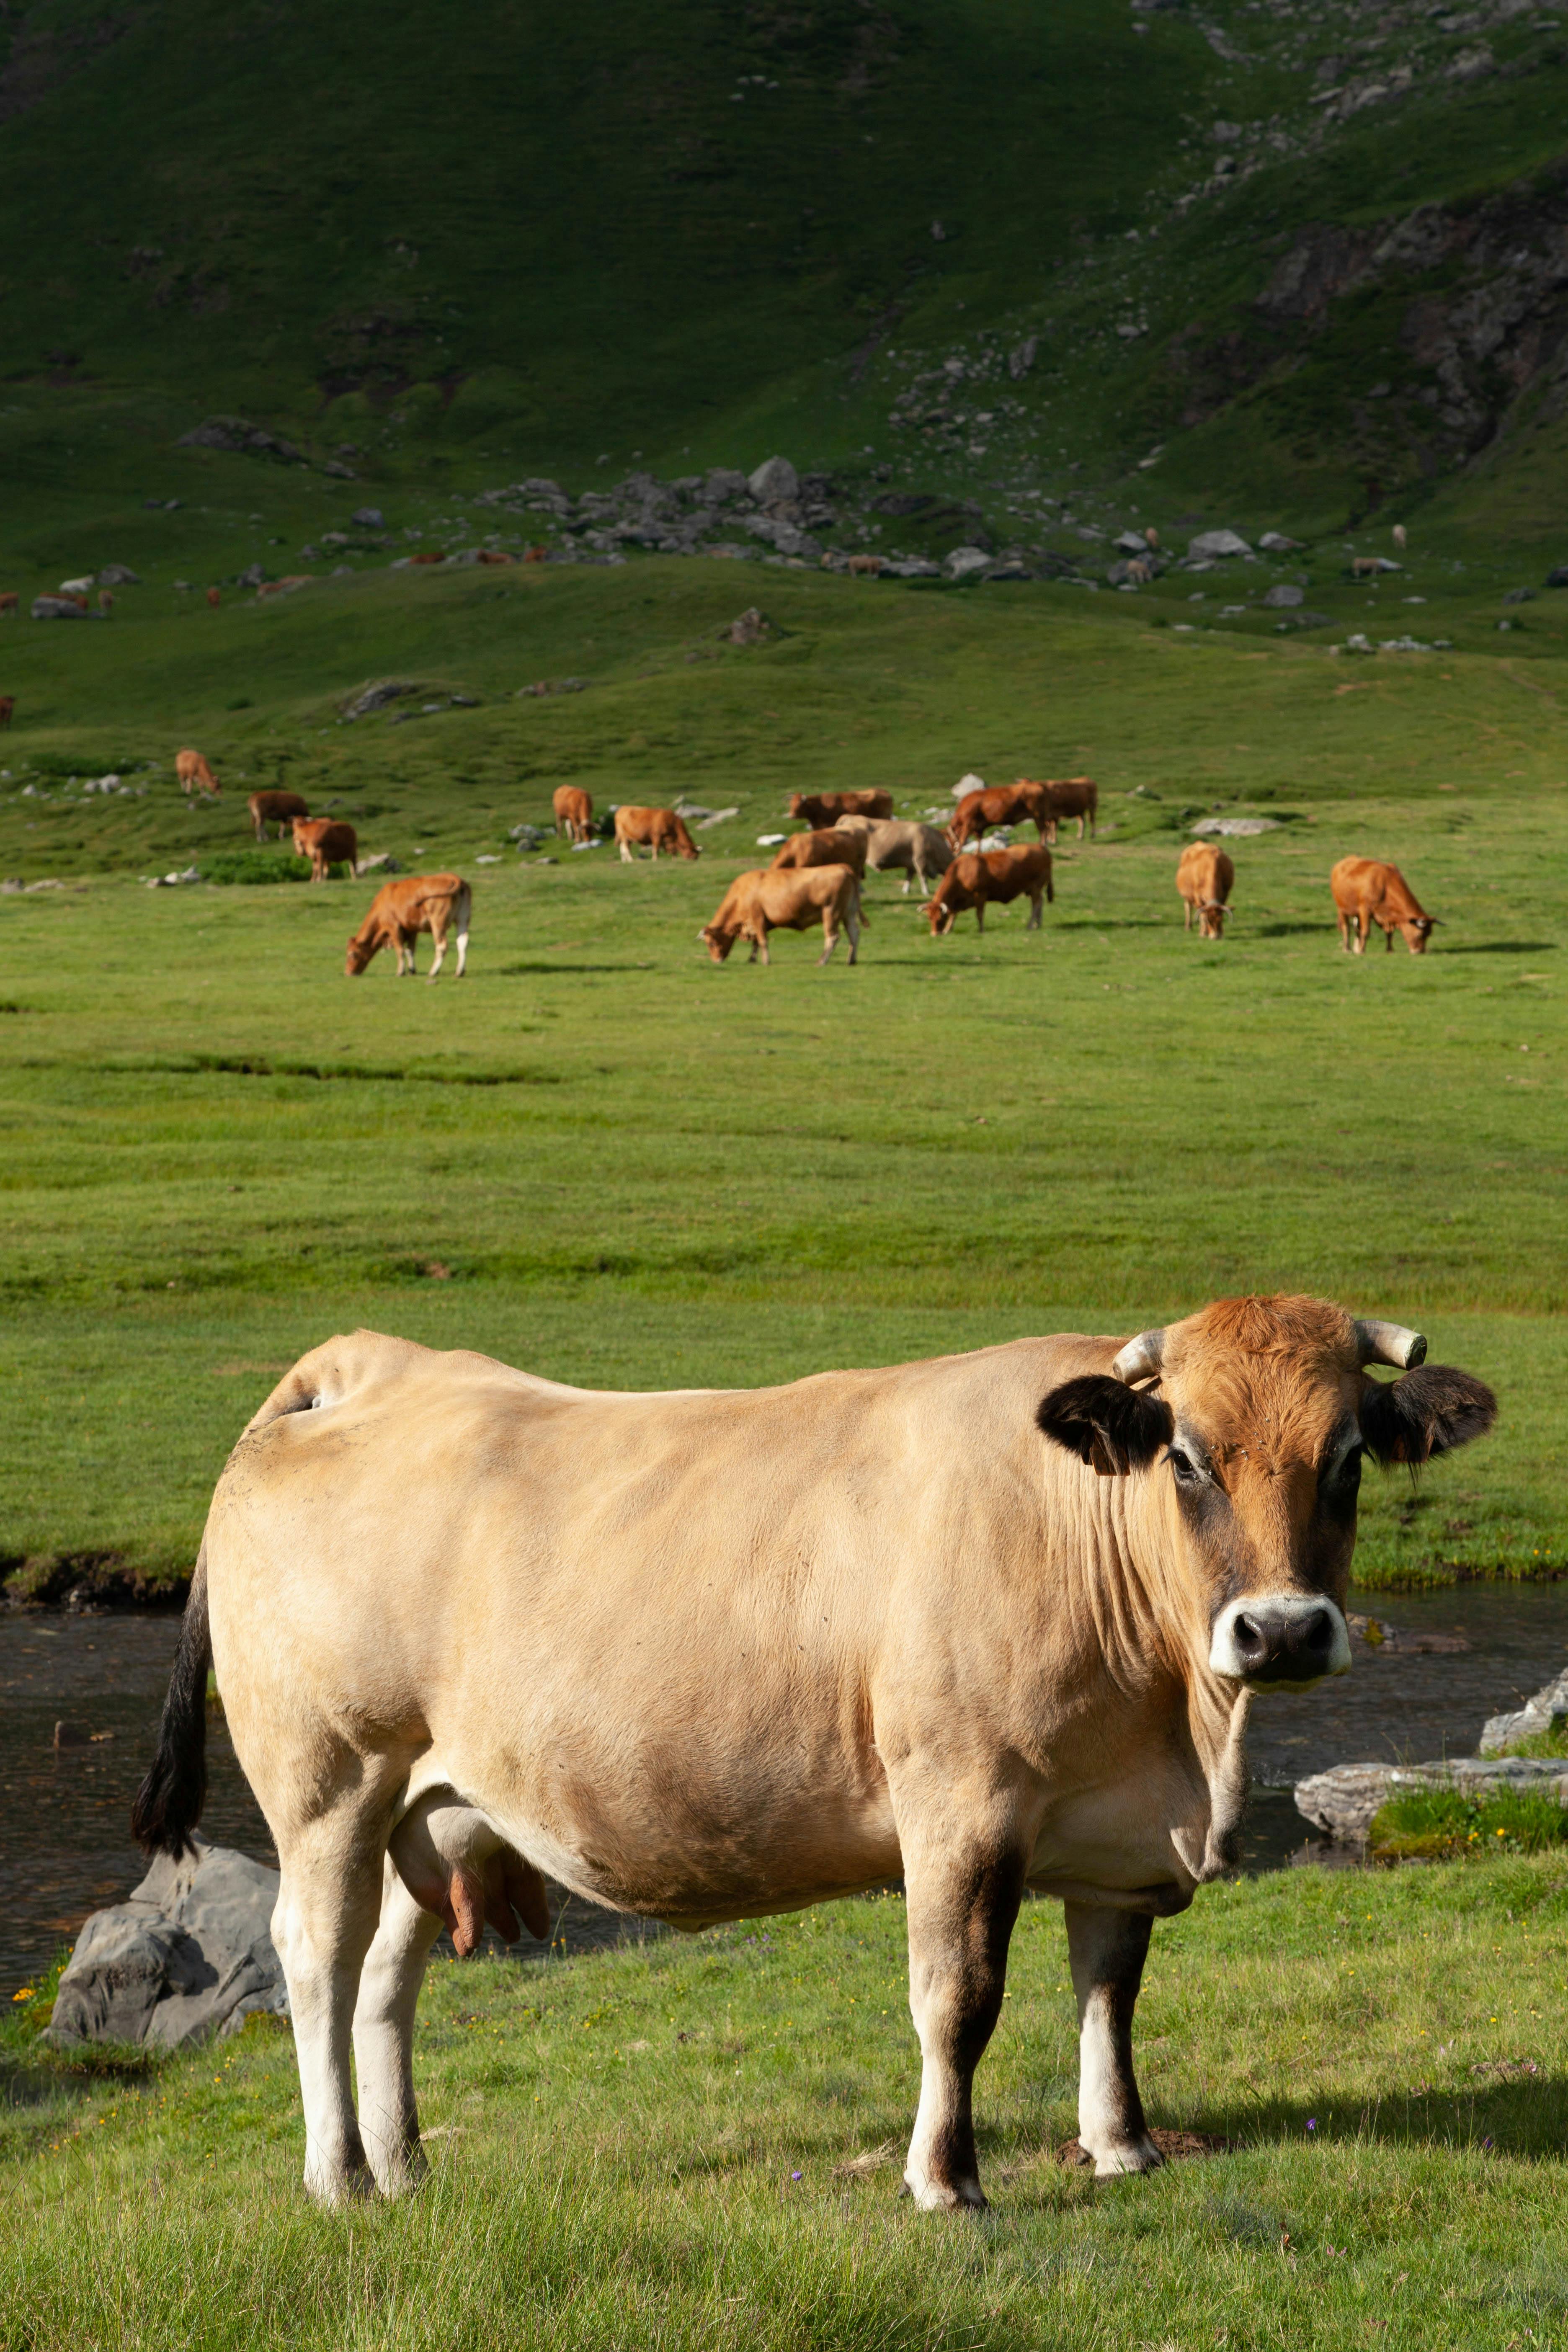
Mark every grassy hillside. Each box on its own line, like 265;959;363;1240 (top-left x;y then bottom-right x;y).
5;0;1568;562
6;1853;1568;2348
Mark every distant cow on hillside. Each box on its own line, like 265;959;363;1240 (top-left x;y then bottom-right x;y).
770;827;868;878
615;806;700;862
0;593;17;619
176;749;220;798
346;874;471;980
701;865;865;967
926;845;1053;936
1331;857;1436;955
292;817;359;882
249;789;311;842
553;787;594;844
1176;843;1235;941
788;789;893;829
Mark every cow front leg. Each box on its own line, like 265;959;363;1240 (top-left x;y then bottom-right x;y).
901;1841;1024;2211
352;1856;445;2196
1064;1901;1161;2177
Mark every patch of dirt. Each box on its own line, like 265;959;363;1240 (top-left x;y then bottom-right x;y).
1056;2128;1235;2168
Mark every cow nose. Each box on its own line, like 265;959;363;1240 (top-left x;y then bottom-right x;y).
1209;1594;1351;1686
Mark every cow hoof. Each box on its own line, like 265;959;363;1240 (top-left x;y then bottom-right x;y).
1089;2136;1164;2178
903;2170;988;2213
303;2157;377;2206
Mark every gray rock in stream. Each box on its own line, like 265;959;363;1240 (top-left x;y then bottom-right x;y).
1295;1756;1568;1842
1480;1667;1568;1756
45;1834;288;2050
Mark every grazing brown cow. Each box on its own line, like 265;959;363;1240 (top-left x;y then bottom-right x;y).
1176;843;1235;941
788;789;894;829
0;696;13;729
0;593;17;619
129;1300;1493;2211
1039;776;1098;843
1331;857;1437;955
176;749;220;799
249;789;311;843
832;815;953;897
477;551;515;566
522;546;548;565
701;866;865;966
771;827;868;878
98;591;114;618
552;786;594;844
926;845;1054;936
206;588;221;609
948;784;1052;850
614;806;701;862
410;552;446;566
346;874;471;981
292;817;359;882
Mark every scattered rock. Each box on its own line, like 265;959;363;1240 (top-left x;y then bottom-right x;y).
356;853;402;875
516;677;588;697
1187;528;1253;560
178;417;304;463
341;679;420;720
31;596;88;619
1481;1667;1568;1757
1275;611;1333;631
1503;587;1537;604
1296;1756;1568;1842
1115;531;1150;554
46;1834;288;2050
97;564;140;587
1258;531;1302;553
723;606;774;645
237;563;267;590
1262;583;1304;607
748;456;799;505
146;867;202;889
951;772;987;799
1008;337;1038;380
696;807;739;828
943;546;993;581
1546;565;1568;588
1190;816;1282;837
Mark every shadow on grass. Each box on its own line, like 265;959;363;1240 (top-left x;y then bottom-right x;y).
1440;941;1558;956
1257;923;1332;939
1186;2078;1568;2165
496;962;656;975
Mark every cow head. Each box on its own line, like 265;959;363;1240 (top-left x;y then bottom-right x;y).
1400;914;1437;954
345;932;375;976
1198;900;1227;941
1036;1296;1495;1694
700;922;737;963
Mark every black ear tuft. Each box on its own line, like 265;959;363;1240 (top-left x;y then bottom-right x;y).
1037;1375;1174;1478
1360;1364;1498;1467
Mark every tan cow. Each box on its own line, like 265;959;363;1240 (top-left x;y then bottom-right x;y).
926;844;1054;934
771;827;868;878
615;806;700;861
206;588;221;610
131;1299;1494;2210
292;817;359;881
1176;843;1235;940
948;784;1052;849
846;554;883;578
1331;857;1436;955
175;749;220;798
701;865;864;965
248;789;311;842
346;874;471;980
552;786;593;844
788;790;893;828
0;593;18;618
1031;776;1098;844
833;815;952;897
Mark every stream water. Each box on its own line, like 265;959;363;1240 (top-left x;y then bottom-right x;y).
4;1582;1568;1996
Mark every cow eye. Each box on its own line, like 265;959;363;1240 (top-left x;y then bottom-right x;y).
1328;1444;1364;1490
1166;1445;1203;1485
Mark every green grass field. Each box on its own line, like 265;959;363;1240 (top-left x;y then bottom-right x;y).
1;558;1564;1593
5;1854;1568;2349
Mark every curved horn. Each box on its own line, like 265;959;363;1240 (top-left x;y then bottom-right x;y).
1355;1319;1427;1370
1112;1328;1166;1385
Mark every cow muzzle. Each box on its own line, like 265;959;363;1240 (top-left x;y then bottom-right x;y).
1208;1594;1351;1689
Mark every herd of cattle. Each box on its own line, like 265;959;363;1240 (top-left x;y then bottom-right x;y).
170;746;1440;975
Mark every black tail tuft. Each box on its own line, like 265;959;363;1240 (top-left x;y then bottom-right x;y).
130;1544;211;1857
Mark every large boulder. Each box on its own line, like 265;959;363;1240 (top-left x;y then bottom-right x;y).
1262;583;1304;607
46;1835;287;2050
943;546;993;581
1480;1667;1568;1756
1296;1756;1568;1842
748;456;800;506
97;564;141;587
1187;528;1253;560
31;596;88;619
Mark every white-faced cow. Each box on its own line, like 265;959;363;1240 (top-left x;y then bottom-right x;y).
132;1296;1493;2211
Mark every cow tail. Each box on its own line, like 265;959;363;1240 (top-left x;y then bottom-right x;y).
130;1541;211;1858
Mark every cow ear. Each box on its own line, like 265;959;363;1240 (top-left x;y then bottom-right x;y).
1037;1375;1174;1477
1360;1365;1497;1467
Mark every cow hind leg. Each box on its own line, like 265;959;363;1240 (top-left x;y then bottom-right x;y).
1065;1901;1161;2177
1026;892;1042;932
352;1858;446;2195
901;1838;1024;2210
426;926;448;982
819;915;839;965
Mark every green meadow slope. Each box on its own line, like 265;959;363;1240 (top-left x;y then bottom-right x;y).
5;0;1568;556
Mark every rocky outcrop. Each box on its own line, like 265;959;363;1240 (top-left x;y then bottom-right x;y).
1480;1668;1568;1757
1296;1757;1568;1843
46;1836;287;2050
